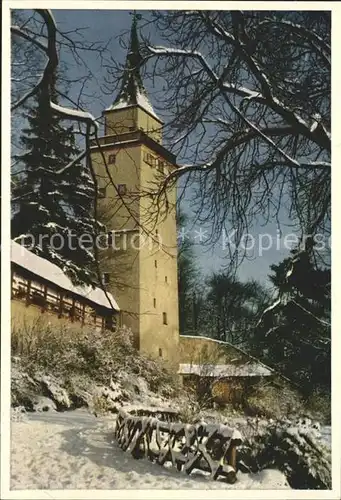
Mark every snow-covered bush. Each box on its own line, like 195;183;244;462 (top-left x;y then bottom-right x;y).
11;405;28;422
237;418;331;489
11;321;182;411
242;379;305;420
303;389;331;425
241;379;330;425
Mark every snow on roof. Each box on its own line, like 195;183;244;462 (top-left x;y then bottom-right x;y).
105;16;162;124
105;90;161;122
178;363;272;377
11;241;119;311
180;334;274;374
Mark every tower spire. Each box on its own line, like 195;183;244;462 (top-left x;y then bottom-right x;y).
107;12;159;120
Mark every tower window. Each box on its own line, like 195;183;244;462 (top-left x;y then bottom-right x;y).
156;229;159;236
163;312;168;325
117;184;127;195
158;160;165;174
102;272;110;285
153;298;156;308
144;152;156;167
165;276;168;283
154;260;157;268
108;154;116;164
159;348;163;357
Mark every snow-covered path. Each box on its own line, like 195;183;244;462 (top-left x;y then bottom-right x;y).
10;409;291;490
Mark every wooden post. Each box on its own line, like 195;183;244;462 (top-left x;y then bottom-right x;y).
71;298;75;322
26;280;31;306
58;293;64;318
42;285;47;312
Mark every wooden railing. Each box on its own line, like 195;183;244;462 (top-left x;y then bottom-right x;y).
128;407;180;422
114;408;243;483
11;272;116;330
91;130;141;147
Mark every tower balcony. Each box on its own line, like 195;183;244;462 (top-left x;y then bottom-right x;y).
90;129;177;166
90;129;142;148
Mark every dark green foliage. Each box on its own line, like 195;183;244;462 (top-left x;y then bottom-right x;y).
238;418;331;489
205;273;269;344
11;73;98;285
177;208;200;334
177;207;270;342
253;248;331;395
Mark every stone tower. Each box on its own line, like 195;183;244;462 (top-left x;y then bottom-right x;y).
91;15;179;368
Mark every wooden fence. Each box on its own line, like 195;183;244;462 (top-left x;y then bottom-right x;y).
128;407;180;422
114;408;243;483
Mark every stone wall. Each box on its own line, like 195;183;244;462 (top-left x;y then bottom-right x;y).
179;335;249;365
179;336;273;405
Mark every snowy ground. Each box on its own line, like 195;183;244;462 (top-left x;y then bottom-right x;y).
10;409;291;490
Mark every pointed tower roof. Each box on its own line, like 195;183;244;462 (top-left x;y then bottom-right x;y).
106;13;160;121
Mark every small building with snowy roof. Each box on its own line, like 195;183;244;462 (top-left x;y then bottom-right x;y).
11;240;120;332
179;335;274;405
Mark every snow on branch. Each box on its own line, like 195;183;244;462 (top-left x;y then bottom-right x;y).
10;9;110;296
221;94;329;172
259;18;330;67
231;11;273;101
11;9;58;111
255;298;282;329
147;14;330;153
50;102;99;129
160;121;329;195
147;45;219;83
291;299;331;329
11;25;48;53
198;10;235;43
55;150;88;175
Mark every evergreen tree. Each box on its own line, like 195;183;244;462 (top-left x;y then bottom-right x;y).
253;248;331;394
11;73;97;285
177;209;200;334
205;272;269;345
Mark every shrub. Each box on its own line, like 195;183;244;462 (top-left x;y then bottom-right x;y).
241;379;305;419
303;389;331;425
238;418;331;489
11;320;180;399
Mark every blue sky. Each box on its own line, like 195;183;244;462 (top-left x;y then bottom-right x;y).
18;9;302;286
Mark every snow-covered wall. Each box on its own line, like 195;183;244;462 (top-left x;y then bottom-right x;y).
11;240;119;311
